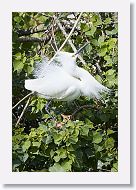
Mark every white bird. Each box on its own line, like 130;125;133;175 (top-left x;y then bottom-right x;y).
25;46;109;102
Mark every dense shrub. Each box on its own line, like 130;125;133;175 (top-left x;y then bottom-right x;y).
12;12;118;172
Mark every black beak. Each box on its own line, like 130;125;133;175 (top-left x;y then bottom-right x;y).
74;42;90;55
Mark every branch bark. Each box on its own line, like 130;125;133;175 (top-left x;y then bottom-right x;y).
17;28;49;36
71;105;95;119
48;12;83;64
12;92;34;110
54;15;87;65
15;96;31;127
18;36;51;43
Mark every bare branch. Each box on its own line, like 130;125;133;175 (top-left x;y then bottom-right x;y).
71;105;94;119
17;28;49;36
18;36;51;43
15;96;31;127
95;61;102;76
12;92;34;110
54;15;87;65
48;12;83;64
58;12;83;52
51;20;58;51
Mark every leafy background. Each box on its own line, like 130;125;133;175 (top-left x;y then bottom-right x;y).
12;12;118;172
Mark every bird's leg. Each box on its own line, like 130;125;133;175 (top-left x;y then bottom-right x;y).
61;101;79;121
73;100;80;108
45;100;56;120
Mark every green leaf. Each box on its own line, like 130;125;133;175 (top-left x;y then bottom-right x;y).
50;150;55;158
85;44;92;53
32;141;41;147
53;148;67;162
27;66;34;74
85;26;96;36
61;160;72;171
53;133;63;145
43;135;52;144
107;38;117;49
13;60;24;72
56;148;67;159
15;53;21;60
106;69;115;75
105;137;115;149
49;163;65;172
93;131;102;144
107;129;115;135
80;125;90;136
94;144;103;152
54;155;60;162
22;140;31;152
111;162;118;172
22;56;27;63
14;16;22;23
23;153;29;162
80;23;89;32
98;35;104;44
92;39;99;46
104;55;112;65
98;48;107;57
95;74;102;83
36;100;45;112
104;17;111;24
68;135;78;144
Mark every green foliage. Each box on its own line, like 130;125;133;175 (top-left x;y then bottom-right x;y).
12;12;118;172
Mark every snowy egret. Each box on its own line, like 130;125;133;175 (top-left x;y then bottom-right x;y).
25;45;109;102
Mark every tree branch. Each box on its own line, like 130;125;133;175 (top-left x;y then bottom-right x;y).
71;105;95;119
51;20;58;51
18;36;51;43
48;12;83;64
12;92;34;110
95;61;102;76
17;28;49;36
15;96;31;127
54;15;87;65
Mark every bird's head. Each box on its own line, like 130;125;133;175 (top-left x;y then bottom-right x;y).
56;51;77;63
53;42;90;74
55;52;77;74
56;42;90;64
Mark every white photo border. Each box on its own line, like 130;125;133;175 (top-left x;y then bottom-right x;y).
0;0;130;184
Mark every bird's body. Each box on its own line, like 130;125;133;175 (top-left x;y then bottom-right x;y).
25;67;81;101
25;51;109;101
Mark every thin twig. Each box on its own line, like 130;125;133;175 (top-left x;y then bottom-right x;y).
58;12;83;51
12;92;34;110
48;12;83;64
55;15;87;65
95;61;102;76
71;105;95;118
50;42;57;52
15;96;31;127
51;20;58;51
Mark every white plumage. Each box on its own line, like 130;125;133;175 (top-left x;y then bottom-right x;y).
25;51;109;101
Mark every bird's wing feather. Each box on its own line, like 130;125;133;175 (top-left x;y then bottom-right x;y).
25;68;81;100
33;55;63;79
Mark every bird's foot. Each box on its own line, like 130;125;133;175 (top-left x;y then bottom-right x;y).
61;114;72;121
